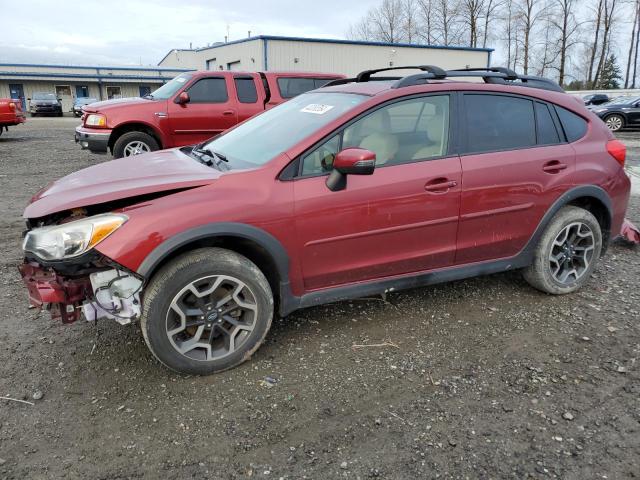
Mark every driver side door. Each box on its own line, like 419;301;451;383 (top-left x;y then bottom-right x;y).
293;95;462;291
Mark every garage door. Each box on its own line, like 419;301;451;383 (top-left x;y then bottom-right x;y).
227;61;241;71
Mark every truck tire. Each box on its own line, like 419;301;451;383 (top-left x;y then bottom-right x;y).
141;248;274;375
523;206;602;295
112;131;159;158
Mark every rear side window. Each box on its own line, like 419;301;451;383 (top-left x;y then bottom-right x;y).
187;78;228;103
234;77;258;103
555;106;588;142
277;77;335;98
464;94;536;153
535;102;561;145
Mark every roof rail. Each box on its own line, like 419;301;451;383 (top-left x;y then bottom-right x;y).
325;65;564;93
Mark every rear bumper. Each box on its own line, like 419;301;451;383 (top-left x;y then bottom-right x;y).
75;126;111;153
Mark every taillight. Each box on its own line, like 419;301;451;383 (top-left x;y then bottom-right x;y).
606;139;626;167
8;102;15;110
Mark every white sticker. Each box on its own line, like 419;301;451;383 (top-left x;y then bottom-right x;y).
176;77;187;83
300;104;334;114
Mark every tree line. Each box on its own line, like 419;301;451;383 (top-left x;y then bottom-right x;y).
347;0;640;89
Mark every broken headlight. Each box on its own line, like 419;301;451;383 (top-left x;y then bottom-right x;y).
23;213;127;261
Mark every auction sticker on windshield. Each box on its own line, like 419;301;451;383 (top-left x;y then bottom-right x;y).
300;104;334;114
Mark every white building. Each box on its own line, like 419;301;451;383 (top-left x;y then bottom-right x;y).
159;35;493;77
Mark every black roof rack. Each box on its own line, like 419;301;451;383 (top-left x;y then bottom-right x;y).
324;65;564;93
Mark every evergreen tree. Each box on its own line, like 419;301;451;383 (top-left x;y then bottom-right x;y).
597;54;622;89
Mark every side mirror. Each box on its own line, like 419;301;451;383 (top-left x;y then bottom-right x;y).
57;98;62;102
326;148;376;192
175;91;190;104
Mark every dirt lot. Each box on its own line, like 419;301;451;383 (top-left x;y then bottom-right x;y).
0;117;638;479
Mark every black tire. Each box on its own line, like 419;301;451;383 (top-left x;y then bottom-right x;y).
112;131;159;159
141;248;274;375
30;112;36;117
604;114;624;132
523;206;602;294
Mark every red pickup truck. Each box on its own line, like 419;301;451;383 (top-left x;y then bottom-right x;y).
0;98;26;136
75;70;343;158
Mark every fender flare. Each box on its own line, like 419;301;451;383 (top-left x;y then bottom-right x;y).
137;222;291;285
519;185;612;259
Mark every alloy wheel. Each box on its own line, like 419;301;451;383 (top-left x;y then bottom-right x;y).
549;222;595;285
165;275;258;361
123;140;151;156
605;115;623;131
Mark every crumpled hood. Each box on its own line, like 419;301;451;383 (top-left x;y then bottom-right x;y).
25;148;222;219
83;97;153;112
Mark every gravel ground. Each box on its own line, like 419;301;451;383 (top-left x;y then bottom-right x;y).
0;117;638;479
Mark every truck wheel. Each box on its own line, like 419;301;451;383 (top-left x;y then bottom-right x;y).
141;248;274;375
112;131;159;158
523;206;602;295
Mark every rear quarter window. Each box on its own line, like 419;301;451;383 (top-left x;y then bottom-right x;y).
554;106;588;142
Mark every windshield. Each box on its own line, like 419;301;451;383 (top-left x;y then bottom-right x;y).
33;93;56;100
605;96;639;106
148;73;193;99
202;92;368;168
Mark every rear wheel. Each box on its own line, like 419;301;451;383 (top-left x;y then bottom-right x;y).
112;131;159;158
141;248;274;375
604;114;624;132
523;206;602;294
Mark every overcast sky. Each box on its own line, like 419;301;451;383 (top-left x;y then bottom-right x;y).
0;0;381;66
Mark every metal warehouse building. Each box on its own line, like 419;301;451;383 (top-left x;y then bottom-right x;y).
158;35;493;76
0;64;189;114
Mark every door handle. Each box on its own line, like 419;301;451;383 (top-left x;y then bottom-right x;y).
424;178;458;193
542;161;567;173
222;110;235;116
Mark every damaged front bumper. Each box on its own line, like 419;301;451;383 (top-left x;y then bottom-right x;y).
19;261;143;325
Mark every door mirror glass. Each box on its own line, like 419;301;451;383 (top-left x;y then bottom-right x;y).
326;148;376;192
176;91;190;104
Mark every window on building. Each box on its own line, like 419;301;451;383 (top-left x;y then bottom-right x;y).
106;86;122;100
234;77;258;103
187;78;228;103
464;94;536;153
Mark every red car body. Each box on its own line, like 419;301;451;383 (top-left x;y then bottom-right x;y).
0;98;26;134
74;70;343;156
17;61;631;377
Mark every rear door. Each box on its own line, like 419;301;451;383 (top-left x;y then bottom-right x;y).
293;94;462;290
233;74;267;122
168;75;238;146
456;92;576;264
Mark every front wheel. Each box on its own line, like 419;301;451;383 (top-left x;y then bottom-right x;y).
112;131;159;158
523;206;602;294
141;248;274;375
604;114;624;132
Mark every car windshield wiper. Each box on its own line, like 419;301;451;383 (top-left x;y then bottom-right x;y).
190;142;230;170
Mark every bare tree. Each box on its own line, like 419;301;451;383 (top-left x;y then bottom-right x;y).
482;0;504;48
517;0;548;75
433;0;463;45
587;0;604;85
593;0;620;86
460;0;485;47
625;0;640;87
548;0;581;86
416;0;436;44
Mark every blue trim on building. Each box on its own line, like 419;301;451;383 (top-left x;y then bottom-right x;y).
185;35;494;55
0;72;176;81
263;38;268;70
0;62;189;72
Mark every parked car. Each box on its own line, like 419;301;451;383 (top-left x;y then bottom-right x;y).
583;93;610;106
590;95;640;131
73;97;98;117
75;71;344;158
28;92;63;116
20;66;630;375
0;98;26;135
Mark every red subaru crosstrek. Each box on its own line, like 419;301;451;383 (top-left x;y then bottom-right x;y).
19;66;630;375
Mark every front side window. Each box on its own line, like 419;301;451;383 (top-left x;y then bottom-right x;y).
187;78;228;103
301;95;450;176
464;94;535;153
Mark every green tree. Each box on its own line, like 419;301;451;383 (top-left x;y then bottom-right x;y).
597;54;622;89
